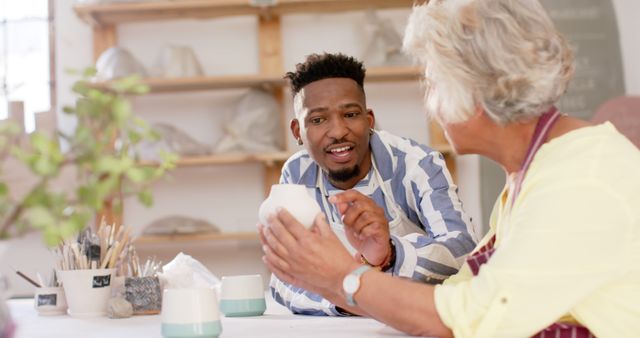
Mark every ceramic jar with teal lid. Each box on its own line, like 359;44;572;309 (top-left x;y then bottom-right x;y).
219;274;266;317
161;288;222;338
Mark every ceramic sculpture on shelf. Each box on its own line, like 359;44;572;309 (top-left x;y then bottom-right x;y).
153;45;204;78
361;9;410;67
258;184;321;229
135;123;212;162
214;88;283;154
95;46;147;81
142;215;220;236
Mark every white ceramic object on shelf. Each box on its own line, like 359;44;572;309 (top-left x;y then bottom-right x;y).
154;45;204;78
258;184;321;229
214;88;283;154
95;47;147;80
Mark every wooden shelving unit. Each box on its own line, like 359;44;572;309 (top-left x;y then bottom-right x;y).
92;66;422;93
139;151;292;167
75;0;448;243
134;231;258;245
140;143;451;168
74;0;416;26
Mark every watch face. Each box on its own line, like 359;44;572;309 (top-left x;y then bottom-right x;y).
343;274;360;293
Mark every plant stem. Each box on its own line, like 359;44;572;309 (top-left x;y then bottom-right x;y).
0;204;23;235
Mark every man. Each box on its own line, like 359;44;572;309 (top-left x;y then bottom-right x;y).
269;53;477;316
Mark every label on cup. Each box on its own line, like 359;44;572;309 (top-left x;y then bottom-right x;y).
37;294;57;306
92;274;112;288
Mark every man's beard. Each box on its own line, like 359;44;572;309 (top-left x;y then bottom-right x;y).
328;165;360;183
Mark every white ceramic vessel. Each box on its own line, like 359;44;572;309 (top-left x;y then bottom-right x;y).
57;268;115;317
34;287;67;316
161;288;222;337
258;184;321;229
219;275;265;317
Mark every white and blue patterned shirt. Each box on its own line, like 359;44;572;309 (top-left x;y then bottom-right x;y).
270;130;477;316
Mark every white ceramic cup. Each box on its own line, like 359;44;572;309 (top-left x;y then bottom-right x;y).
161;288;222;338
34;286;67;316
57;268;115;317
258;184;321;228
219;274;266;317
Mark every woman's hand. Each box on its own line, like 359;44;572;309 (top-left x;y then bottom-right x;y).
259;208;359;296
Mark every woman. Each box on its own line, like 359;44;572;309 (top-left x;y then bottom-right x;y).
259;0;640;337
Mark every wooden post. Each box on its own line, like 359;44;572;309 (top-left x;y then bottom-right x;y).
263;163;283;197
93;25;117;63
429;120;457;182
429;120;448;147
92;24;120;226
258;15;287;193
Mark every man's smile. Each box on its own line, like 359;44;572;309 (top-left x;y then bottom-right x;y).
325;144;355;164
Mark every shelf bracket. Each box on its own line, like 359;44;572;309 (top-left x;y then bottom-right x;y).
251;0;277;20
250;0;278;7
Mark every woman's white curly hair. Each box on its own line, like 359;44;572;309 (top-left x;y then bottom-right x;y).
403;0;575;125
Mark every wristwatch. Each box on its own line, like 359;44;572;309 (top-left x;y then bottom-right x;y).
342;265;372;306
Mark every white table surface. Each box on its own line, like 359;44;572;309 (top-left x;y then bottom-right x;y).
7;297;410;338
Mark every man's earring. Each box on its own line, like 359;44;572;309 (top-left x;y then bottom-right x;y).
297;138;303;146
369;128;374;136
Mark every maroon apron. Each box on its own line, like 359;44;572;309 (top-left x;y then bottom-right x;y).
465;107;596;338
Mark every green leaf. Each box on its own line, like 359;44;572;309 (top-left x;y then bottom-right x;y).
111;97;131;124
77;186;100;210
83;67;97;78
32;157;57;176
95;176;119;203
127;130;142;144
125;167;146;183
25;206;55;230
133;117;148;128
137;189;153;207
95;156;124;174
147;128;161;142
159;151;179;169
130;83;150;95
110;74;142;92
30;132;59;156
72;81;90;96
0;121;21;135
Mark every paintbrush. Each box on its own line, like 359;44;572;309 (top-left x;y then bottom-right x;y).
9;266;42;288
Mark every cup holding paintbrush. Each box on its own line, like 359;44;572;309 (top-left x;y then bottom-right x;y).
51;224;134;317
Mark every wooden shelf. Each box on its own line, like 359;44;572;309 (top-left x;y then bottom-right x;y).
367;66;423;82
432;143;453;155
75;0;417;26
134;231;258;244
133;73;283;93
139;151;292;167
92;66;422;93
141;144;450;168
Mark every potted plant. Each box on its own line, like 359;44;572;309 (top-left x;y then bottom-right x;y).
0;68;175;245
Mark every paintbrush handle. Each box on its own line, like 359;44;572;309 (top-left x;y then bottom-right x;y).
16;271;41;288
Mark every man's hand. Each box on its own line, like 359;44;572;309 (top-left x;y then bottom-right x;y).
329;190;392;267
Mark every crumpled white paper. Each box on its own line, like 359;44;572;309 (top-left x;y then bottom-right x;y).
157;252;220;289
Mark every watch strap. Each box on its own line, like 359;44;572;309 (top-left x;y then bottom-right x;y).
344;265;372;306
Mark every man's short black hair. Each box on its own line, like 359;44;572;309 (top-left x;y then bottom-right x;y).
284;53;366;95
